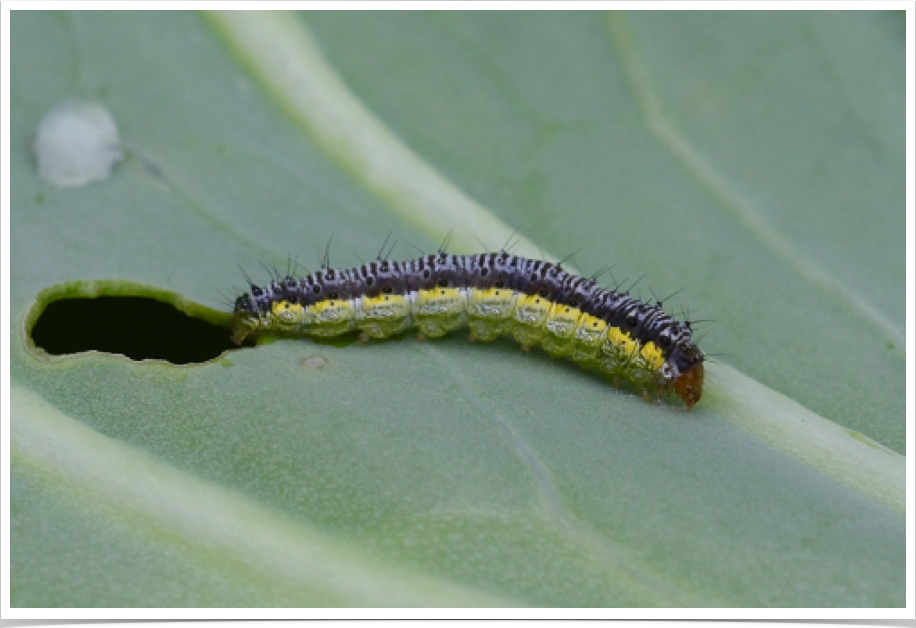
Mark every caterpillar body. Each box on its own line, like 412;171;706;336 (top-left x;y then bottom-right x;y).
231;251;705;408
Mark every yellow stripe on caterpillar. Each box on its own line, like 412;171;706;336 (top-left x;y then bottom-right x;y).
307;299;357;336
358;293;411;338
231;250;706;408
467;287;518;341
413;287;465;338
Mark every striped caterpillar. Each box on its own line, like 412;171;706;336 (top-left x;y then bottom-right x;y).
231;249;705;408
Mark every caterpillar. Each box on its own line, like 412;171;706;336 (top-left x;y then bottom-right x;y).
231;248;705;408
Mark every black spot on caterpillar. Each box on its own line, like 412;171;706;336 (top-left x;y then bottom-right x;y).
231;250;705;408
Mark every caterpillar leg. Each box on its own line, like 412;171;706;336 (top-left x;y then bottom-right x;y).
641;390;660;404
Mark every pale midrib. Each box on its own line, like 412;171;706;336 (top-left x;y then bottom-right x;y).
706;363;904;515
205;10;556;264
605;12;904;348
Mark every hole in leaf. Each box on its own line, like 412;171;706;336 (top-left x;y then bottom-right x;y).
30;295;252;364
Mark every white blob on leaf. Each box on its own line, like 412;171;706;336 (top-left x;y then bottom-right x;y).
33;100;124;188
302;355;329;370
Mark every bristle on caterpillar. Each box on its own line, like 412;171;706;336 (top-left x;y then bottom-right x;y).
231;251;705;408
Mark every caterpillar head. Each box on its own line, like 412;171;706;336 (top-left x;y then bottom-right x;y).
674;362;704;409
669;343;705;409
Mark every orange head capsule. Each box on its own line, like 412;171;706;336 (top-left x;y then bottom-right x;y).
674;362;704;409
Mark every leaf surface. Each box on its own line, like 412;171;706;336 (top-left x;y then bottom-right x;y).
9;10;905;607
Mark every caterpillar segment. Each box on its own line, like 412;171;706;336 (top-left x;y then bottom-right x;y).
231;251;705;408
